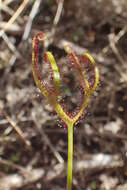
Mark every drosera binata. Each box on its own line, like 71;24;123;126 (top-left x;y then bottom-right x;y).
32;32;99;190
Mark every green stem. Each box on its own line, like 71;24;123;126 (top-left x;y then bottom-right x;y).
67;122;73;190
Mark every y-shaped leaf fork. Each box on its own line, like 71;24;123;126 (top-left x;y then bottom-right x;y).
32;32;99;190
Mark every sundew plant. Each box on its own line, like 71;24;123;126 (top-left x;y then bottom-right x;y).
32;32;99;190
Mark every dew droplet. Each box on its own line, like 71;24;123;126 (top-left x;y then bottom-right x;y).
36;93;40;97
58;123;63;128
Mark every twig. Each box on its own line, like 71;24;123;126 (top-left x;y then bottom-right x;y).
22;0;41;40
0;158;45;184
0;21;21;32
53;0;64;27
0;0;29;38
0;106;31;147
58;39;87;54
4;0;16;6
0;2;17;16
101;25;127;55
108;33;125;65
108;33;127;82
2;0;41;74
32;116;64;164
44;0;64;48
0;158;27;172
2;32;20;55
1;1;23;23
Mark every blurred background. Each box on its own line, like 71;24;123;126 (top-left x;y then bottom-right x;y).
0;0;127;189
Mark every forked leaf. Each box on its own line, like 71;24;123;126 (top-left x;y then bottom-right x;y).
44;51;60;95
32;33;99;126
82;52;99;93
